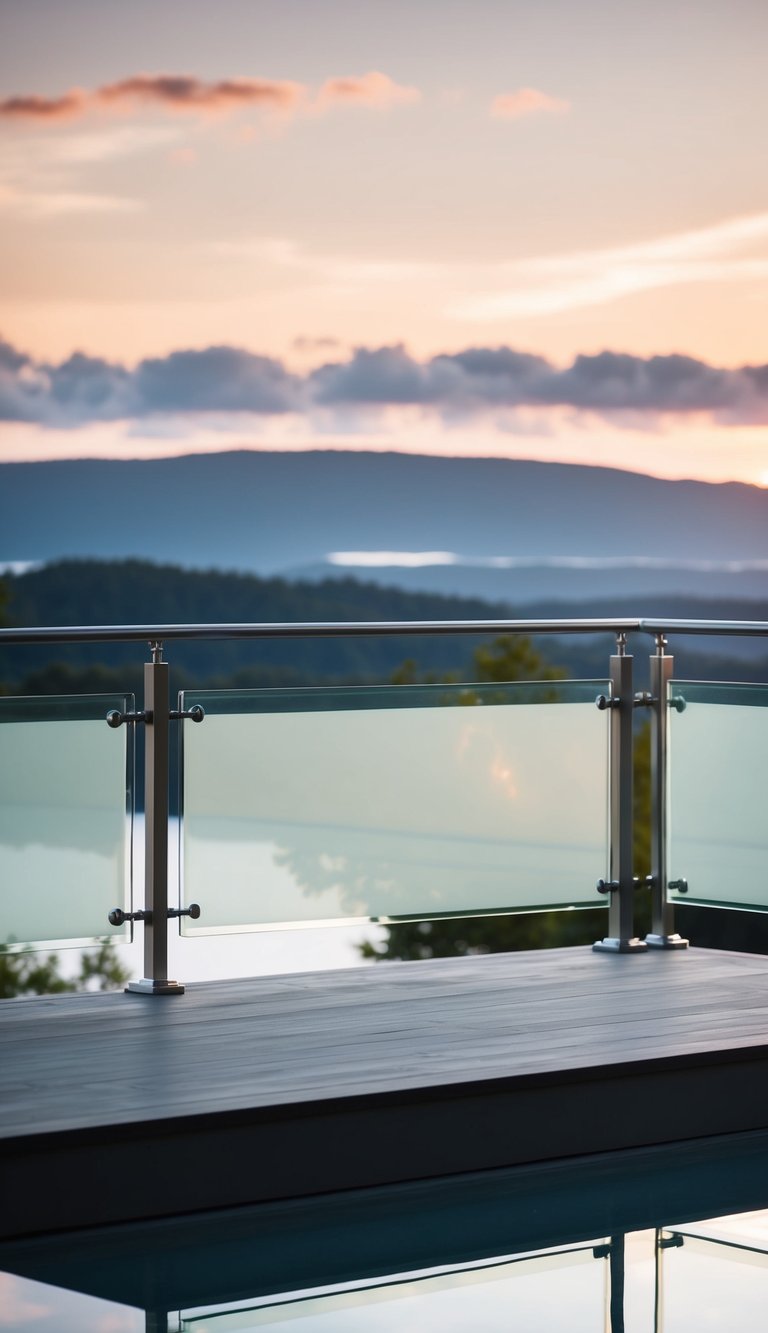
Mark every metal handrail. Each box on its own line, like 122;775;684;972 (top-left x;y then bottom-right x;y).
1;616;767;645
0;618;641;644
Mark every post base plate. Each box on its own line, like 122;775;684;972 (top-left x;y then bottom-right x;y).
593;937;648;954
125;978;185;996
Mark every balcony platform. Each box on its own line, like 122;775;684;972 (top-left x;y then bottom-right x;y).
4;944;768;1241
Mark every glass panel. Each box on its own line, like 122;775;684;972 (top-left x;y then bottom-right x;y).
659;1211;768;1331
0;1271;143;1332
668;681;768;910
0;695;133;948
180;681;609;934
179;1244;606;1332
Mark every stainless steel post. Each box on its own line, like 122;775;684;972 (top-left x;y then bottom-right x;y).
126;642;184;995
646;638;688;949
594;638;647;953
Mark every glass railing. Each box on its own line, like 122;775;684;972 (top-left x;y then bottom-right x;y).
1;616;767;990
179;680;609;934
0;693;133;949
668;682;768;911
178;1243;607;1332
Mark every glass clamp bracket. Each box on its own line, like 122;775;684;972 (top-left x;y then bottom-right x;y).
106;708;149;728
108;904;201;927
106;705;205;728
596;876;653;895
595;694;620;710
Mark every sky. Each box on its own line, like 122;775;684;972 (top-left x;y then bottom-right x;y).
1;0;768;483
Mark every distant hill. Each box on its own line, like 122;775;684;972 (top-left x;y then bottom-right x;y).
2;451;768;605
292;555;768;606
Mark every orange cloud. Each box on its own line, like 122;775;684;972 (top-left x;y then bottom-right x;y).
0;71;422;123
316;70;421;110
0;75;303;121
95;73;304;114
490;87;570;120
0;90;88;120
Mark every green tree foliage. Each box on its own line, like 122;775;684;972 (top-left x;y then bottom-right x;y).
471;634;566;684
0;939;131;999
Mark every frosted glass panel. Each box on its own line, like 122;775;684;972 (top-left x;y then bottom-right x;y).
668;682;768;910
180;1244;606;1331
0;695;133;948
180;681;609;933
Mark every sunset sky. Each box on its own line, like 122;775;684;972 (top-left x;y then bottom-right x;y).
1;0;768;482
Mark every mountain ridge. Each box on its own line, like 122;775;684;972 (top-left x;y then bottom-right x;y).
2;451;767;594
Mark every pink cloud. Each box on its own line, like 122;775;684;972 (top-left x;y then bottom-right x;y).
0;75;303;121
95;73;304;114
0;70;422;123
0;89;88;120
316;70;421;110
490;87;570;120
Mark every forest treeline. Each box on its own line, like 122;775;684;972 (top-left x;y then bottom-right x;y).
2;557;767;695
0;557;546;692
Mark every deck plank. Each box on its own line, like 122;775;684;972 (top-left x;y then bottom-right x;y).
4;945;768;1238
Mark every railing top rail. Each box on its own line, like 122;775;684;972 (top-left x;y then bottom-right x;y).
639;618;768;637
0;616;768;647
0;618;643;645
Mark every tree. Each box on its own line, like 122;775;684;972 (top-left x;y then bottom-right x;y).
0;939;131;999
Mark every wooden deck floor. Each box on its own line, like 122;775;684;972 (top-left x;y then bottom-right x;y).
4;945;768;1239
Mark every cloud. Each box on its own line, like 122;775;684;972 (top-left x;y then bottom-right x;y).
3;337;768;428
0;343;300;425
0;70;421;124
455;212;768;320
0;126;175;218
134;347;299;413
315;71;421;110
312;344;550;408
96;73;304;114
310;344;768;424
0;75;304;121
490;87;570;119
0;90;88;120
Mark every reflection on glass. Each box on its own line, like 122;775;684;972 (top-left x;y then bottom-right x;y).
180;681;609;933
180;1245;606;1332
668;682;768;910
0;695;133;948
6;1179;768;1331
0;1271;143;1333
658;1211;768;1332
